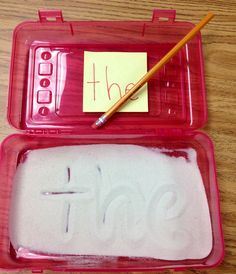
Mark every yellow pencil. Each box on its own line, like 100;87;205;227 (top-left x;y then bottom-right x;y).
92;12;214;129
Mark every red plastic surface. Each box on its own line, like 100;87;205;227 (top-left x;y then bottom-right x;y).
0;133;224;271
8;9;207;134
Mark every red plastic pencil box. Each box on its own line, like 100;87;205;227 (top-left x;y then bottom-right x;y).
0;9;224;272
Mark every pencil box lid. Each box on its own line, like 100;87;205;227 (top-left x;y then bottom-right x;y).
7;9;208;135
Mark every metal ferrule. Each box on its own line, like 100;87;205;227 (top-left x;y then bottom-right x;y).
95;115;107;127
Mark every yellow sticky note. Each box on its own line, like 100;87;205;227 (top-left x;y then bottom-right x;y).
83;51;148;112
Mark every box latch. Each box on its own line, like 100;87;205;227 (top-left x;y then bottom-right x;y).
152;9;176;22
38;10;64;23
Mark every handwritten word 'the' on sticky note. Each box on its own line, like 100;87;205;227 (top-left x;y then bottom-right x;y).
83;51;148;112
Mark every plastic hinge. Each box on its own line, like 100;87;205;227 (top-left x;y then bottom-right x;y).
38;10;64;23
26;129;67;135
152;9;176;22
154;128;185;137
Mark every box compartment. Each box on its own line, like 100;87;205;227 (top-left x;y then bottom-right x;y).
0;133;223;271
8;9;207;134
